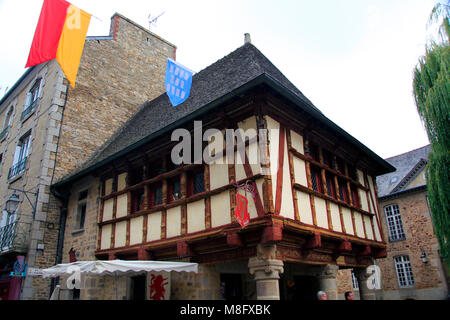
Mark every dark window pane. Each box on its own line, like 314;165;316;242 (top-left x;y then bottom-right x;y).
193;172;205;194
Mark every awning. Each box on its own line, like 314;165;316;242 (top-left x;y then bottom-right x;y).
41;259;198;278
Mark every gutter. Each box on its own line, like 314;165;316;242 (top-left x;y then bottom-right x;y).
378;184;427;201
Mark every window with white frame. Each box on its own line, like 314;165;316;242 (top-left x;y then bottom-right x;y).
22;78;42;120
394;255;415;288
384;204;406;241
75;190;88;230
9;132;31;179
0;106;14;141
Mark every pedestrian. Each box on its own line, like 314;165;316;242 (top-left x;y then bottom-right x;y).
317;290;327;300
345;291;354;300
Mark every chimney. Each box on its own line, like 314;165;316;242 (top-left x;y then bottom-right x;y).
244;33;251;44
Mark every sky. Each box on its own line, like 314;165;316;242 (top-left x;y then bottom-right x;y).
0;0;439;159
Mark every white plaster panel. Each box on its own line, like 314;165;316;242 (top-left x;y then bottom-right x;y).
211;191;231;227
117;173;127;191
358;188;369;212
147;212;162;241
357;169;365;186
290;130;304;154
115;221;127;248
373;216;382;241
209;157;229;190
116;193;128;218
130;216;144;245
314;197;328;229
100;224;112;250
103;199;114;221
293;157;308;187
187;200;206;233
354;212;365;238
330;202;342;232
364;215;374;240
105;178;113;195
166;206;181;238
297;191;313;225
342;207;354;235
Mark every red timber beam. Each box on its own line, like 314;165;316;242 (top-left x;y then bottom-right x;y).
227;230;244;247
261;220;283;244
338;240;352;253
304;231;322;249
177;240;193;257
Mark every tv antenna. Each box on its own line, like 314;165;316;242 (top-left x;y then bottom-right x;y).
148;11;165;30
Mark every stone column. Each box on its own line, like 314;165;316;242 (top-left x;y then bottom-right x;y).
317;264;339;300
248;244;284;300
354;267;377;300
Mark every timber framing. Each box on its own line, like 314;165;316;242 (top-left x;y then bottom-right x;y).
54;44;394;272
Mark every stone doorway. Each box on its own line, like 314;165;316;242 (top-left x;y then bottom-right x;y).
220;273;243;300
130;274;146;300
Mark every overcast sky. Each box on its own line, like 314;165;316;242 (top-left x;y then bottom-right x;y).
0;0;438;159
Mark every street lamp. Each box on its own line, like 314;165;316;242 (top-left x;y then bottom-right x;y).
421;250;428;264
6;187;39;218
5;193;20;214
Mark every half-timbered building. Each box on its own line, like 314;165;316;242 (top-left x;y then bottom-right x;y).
51;41;395;300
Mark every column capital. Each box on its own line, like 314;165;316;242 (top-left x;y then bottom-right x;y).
317;264;339;279
248;257;284;281
248;244;283;280
248;244;284;300
316;264;339;300
353;266;378;300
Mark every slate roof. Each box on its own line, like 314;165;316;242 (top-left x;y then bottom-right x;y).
54;42;394;188
376;145;431;198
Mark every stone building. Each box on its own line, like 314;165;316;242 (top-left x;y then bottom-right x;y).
375;145;448;300
0;13;175;300
51;40;395;300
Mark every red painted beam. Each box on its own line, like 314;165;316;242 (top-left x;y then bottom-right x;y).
304;231;322;249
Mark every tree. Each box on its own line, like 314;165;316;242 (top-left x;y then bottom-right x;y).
413;2;450;265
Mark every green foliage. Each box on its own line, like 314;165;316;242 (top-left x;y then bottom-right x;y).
413;3;450;264
426;144;450;262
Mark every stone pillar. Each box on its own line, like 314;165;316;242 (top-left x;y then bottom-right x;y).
248;244;284;300
354;267;377;300
317;264;339;300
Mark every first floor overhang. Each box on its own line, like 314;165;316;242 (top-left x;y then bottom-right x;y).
95;215;386;268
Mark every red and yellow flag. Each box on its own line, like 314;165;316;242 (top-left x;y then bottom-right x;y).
26;0;91;87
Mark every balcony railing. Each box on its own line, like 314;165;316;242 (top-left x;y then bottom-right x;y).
8;156;27;179
20;100;37;121
0;221;31;253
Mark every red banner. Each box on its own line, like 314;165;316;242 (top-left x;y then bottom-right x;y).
235;194;250;227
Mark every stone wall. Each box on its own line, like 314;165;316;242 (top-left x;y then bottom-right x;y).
171;264;221;300
53;13;176;182
377;190;448;299
16;13;175;300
